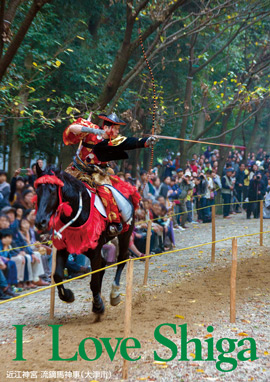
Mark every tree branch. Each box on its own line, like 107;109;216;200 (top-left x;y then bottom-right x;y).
0;0;52;82
206;101;267;140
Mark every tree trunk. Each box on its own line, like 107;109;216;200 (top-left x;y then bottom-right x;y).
245;107;263;154
8;90;29;175
179;34;197;166
8;119;22;176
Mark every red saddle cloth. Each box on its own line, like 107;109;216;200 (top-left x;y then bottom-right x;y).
51;177;140;254
51;188;107;255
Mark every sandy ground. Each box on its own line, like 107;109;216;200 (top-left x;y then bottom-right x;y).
0;212;270;382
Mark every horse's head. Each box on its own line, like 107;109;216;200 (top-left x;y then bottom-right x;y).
34;164;62;231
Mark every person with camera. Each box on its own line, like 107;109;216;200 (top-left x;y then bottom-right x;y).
221;167;235;219
247;172;266;219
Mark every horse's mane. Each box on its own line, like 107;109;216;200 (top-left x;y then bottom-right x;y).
43;165;87;197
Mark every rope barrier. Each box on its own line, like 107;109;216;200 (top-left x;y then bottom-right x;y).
136;198;264;225
1;227;269;306
0;240;52;254
0;198;264;253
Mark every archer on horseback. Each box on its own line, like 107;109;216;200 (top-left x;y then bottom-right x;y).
63;112;158;236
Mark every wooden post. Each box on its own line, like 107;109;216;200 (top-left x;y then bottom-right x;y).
122;260;134;379
143;216;152;286
211;205;216;263
230;238;237;323
50;246;57;319
260;200;263;246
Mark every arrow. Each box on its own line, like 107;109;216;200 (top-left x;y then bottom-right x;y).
145;134;246;150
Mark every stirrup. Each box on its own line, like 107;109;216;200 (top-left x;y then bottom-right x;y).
107;223;123;237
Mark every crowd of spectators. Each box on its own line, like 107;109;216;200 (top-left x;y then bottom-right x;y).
1;147;270;300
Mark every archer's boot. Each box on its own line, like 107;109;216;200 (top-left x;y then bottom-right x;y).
108;223;123;237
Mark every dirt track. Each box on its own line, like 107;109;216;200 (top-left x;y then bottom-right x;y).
0;212;270;381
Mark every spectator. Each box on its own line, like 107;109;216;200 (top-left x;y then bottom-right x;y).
0;170;10;210
178;170;194;229
14;218;49;288
0;260;12;300
221;168;234;219
204;146;212;159
247;173;265;219
235;162;245;213
0;228;21;296
9;171;25;205
172;152;181;171
159;176;171;199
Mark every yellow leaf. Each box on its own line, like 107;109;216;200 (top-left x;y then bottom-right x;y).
216;105;220;108
178;58;183;62
55;60;61;67
204;334;212;338
14;101;18;106
20;110;25;115
32;62;37;66
213;81;217;85
46;98;51;102
264;351;269;355
67;49;74;52
76;35;85;40
190;352;195;358
196;369;204;373
238;332;248;336
175;315;185;319
162;270;168;273
211;67;214;72
153;361;167;365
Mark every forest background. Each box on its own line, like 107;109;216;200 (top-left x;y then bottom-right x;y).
1;0;270;177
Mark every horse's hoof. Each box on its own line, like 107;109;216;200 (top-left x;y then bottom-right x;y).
92;302;105;315
59;288;75;303
110;294;121;306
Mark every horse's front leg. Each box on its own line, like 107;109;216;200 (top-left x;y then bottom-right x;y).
89;250;105;315
53;249;75;303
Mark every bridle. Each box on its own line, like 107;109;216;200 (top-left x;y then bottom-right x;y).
34;175;83;239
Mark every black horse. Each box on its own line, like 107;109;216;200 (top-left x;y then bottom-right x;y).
34;165;134;315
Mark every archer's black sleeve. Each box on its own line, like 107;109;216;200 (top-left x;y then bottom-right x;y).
115;137;148;150
93;137;148;162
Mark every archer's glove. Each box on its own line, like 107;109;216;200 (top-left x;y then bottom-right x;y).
145;136;159;147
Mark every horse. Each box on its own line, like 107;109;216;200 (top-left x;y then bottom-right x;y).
34;165;134;315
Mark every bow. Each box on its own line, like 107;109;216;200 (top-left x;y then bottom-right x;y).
138;25;156;173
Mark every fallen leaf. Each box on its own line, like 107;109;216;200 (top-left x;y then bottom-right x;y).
175;315;185;319
264;351;269;355
153;361;166;365
238;332;248;336
196;369;204;373
190;353;195;358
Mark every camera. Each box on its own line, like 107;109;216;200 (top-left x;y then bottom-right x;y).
199;175;204;180
256;175;261;180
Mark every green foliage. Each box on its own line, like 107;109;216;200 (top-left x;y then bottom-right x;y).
1;0;270;167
